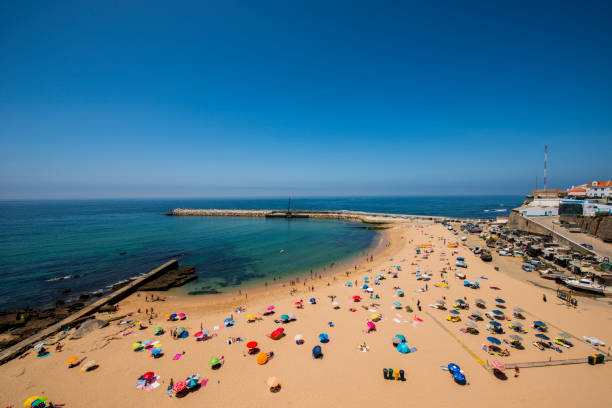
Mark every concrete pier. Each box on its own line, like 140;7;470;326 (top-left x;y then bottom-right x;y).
0;260;178;365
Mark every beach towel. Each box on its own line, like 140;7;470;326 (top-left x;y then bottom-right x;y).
38;353;50;358
173;353;182;361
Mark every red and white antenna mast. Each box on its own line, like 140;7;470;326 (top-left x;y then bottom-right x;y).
544;145;547;190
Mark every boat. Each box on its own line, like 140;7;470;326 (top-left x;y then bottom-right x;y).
538;269;562;280
480;251;492;262
565;278;606;295
522;264;534;272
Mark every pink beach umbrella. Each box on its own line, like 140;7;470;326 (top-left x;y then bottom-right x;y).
367;321;376;331
267;306;275;311
178;313;186;320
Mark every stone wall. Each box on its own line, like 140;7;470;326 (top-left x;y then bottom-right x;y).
560;214;612;241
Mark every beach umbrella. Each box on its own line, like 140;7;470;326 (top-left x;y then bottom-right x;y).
194;331;203;338
353;295;361;301
490;359;505;371
247;341;258;349
132;342;143;350
509;334;523;341
392;337;402;346
209;358;219;366
558;332;572;339
172;381;187;393
66;356;79;365
142;371;155;381
257;352;268;365
495;298;505;304
511;321;523;328
312;345;322;358
489;321;502;328
456;299;466;304
435;299;445;305
24;396;47;407
366;287;374;292
175;327;185;335
224;318;233;324
535;334;550;340
294;334;304;342
267;305;275;311
447;363;460;373
395;334;406;342
364;277;369;281
533;321;547;327
370;313;380;320
465;321;477;328
280;314;290;321
393;302;402;308
178;313;186;319
471;310;483;317
398;290;404;295
513;307;525;313
169;313;177;320
246;314;255;321
151;347;162;356
487;336;501;345
79;360;98;372
186;374;200;388
142;339;152;345
367;321;376;330
266;377;280;388
449;310;460;315
492;310;504;315
475;298;486;304
202;330;209;335
319;333;329;343
153;326;163;333
332;301;339;308
362;284;369;290
288;313;296;320
397;342;409;354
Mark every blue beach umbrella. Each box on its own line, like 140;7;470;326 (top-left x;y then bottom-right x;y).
450;310;460;315
397;342;409;354
395;334;406;342
535;334;550;340
453;371;466;384
364;277;369;281
487;336;501;345
398;290;404;295
202;330;209;335
492;310;504;315
312;345;322;358
151;347;162;356
346;282;353;286
495;298;505;303
533;321;547;327
489;321;502;327
455;299;466;304
393;302;402;307
447;363;460;373
169;314;177;320
362;284;369;289
319;333;329;343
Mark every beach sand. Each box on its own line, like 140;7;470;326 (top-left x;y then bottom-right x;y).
2;222;611;407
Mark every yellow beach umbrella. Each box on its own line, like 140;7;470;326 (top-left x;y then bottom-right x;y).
246;314;255;319
131;342;142;349
370;313;380;320
66;356;78;365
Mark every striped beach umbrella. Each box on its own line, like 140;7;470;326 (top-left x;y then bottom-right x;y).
490;359;505;371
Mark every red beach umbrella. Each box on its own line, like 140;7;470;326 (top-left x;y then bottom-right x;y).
490;359;505;371
142;371;155;380
172;381;187;392
270;328;284;338
353;295;361;301
194;331;203;338
247;341;258;349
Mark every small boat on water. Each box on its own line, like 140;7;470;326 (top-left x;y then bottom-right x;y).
565;278;606;295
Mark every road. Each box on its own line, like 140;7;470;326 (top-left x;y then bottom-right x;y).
526;216;612;260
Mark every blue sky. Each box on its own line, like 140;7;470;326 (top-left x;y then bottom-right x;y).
1;1;611;198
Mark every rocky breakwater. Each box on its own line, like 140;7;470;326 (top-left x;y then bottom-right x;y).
139;265;197;291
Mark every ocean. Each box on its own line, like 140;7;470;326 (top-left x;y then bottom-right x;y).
0;196;522;310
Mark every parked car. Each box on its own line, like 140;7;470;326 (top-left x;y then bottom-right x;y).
497;250;512;256
581;243;594;250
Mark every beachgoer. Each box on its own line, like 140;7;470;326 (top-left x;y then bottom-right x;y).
543;294;547;302
514;366;520;377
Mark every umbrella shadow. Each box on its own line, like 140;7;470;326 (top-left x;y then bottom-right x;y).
493;369;508;381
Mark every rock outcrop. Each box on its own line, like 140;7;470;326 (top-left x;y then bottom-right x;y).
70;319;108;340
139;265;197;291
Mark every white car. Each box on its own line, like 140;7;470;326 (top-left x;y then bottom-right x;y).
497;250;512;256
583;336;605;346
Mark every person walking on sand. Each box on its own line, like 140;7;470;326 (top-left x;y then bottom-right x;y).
514;366;520;377
543;294;547;302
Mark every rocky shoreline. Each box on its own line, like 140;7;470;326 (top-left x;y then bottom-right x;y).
0;263;197;352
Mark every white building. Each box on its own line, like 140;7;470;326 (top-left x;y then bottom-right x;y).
519;206;558;217
583;202;612;216
585;180;612;198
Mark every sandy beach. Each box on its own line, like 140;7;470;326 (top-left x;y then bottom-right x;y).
2;221;611;408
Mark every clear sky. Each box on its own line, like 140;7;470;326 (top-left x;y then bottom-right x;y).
1;1;611;198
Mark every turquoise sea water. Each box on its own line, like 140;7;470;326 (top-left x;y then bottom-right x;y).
0;196;522;310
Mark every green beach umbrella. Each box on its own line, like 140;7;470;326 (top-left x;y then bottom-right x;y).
281;314;290;321
154;326;162;333
209;357;219;366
